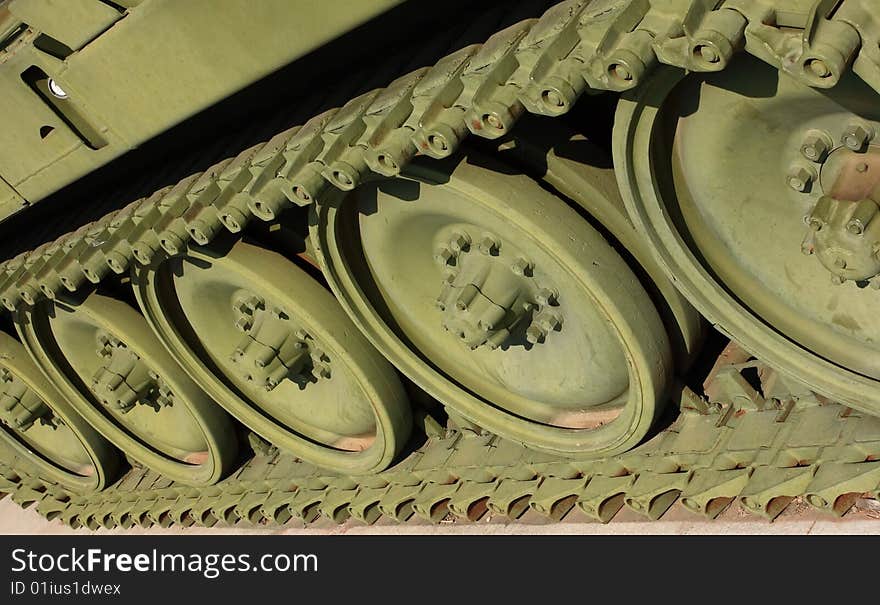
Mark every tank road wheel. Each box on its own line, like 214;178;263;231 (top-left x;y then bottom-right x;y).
0;332;118;492
311;154;674;457
17;293;237;486
132;238;411;474
615;56;880;412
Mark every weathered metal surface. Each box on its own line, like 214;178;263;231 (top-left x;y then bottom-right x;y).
0;0;878;528
2;347;880;529
0;0;404;213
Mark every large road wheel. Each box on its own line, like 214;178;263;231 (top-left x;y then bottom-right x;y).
17;292;238;486
312;153;675;457
0;331;118;492
133;237;411;474
615;55;880;412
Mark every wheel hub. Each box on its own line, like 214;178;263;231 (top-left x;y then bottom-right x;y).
433;228;562;350
133;238;412;474
798;142;880;285
0;331;119;491
0;368;54;431
16;292;237;486
313;156;675;456
92;332;174;414
229;292;331;391
614;55;880;413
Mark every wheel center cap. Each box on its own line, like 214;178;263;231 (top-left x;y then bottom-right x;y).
91;332;173;414
432;229;562;350
0;368;54;430
802;145;880;285
229;292;331;391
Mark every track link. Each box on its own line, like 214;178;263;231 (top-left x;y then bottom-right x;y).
3;351;880;528
1;0;879;528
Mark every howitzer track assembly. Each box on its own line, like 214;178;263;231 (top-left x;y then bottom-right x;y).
1;0;880;529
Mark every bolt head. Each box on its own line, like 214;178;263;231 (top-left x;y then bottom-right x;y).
427;133;449;153
479;236;499;255
511;257;533;276
433;247;454;266
333;170;353;187
843;124;873;151
484;113;504;130
846;220;865;236
539;313;562;331
806;58;831;79
800;132;831;162
542;89;564;109
535;288;558;307
787;166;814;192
526;324;546;344
448;233;471;253
610;63;632;82
697;45;720;64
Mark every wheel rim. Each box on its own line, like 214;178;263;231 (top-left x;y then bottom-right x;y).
17;292;237;486
312;154;673;457
132;237;412;474
614;55;880;411
0;331;118;492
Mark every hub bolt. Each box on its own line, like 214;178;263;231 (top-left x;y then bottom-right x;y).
479;235;500;256
525;324;546;344
842;124;874;151
434;247;454;266
539;313;562;332
787;166;816;192
448;232;471;253
800;131;832;162
535;288;558;307
511;257;533;276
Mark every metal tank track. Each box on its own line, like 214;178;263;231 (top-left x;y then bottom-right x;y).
3;352;880;528
1;0;880;528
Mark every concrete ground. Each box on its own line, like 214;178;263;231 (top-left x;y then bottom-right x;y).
2;494;879;535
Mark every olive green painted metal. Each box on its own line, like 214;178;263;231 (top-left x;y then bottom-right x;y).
1;0;880;529
493;120;705;371
311;152;674;457
3;348;880;528
0;330;118;492
16;291;238;485
613;55;880;418
132;237;412;474
0;0;403;217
